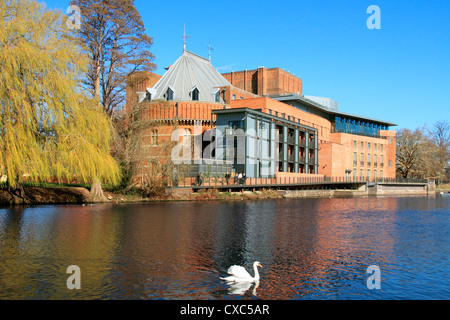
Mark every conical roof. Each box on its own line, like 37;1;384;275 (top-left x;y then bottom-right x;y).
150;50;230;102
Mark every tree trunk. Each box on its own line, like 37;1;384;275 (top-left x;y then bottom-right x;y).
90;177;105;200
5;175;26;200
94;57;101;101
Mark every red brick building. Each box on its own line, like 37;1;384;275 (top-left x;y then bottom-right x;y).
126;49;397;182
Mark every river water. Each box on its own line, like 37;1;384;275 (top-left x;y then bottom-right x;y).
0;195;448;300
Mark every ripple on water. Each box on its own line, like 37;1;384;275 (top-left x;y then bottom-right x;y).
0;196;448;299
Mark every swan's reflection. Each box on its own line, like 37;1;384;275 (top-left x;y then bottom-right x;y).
226;280;259;296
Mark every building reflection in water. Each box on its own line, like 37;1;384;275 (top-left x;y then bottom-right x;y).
262;197;399;299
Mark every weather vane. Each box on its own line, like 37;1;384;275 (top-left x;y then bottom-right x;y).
182;23;191;51
208;43;214;61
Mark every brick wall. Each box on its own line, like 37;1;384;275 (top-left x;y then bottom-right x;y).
379;130;397;178
220;85;259;104
327;131;397;179
229;96;331;142
222;67;302;96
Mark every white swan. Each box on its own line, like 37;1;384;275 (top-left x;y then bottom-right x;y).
221;261;262;282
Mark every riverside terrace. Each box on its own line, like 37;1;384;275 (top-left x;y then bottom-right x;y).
166;175;434;196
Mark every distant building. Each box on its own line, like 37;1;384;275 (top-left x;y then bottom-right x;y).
126;48;397;182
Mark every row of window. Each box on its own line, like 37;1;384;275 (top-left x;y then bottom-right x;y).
163;87;221;102
165;87;197;101
353;153;386;167
353;169;384;180
353;140;385;152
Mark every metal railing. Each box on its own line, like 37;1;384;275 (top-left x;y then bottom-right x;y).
168;176;431;188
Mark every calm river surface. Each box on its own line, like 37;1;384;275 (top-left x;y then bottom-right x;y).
0;196;449;300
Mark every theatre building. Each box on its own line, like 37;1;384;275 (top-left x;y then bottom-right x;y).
126;48;397;182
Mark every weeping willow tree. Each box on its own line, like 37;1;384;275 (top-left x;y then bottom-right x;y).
0;0;120;199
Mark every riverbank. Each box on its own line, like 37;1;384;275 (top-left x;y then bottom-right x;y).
0;186;285;206
1;184;444;206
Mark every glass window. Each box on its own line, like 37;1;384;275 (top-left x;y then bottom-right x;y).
215;90;220;102
166;87;174;101
246;117;256;132
228;120;244;130
334;117;380;137
192;88;199;101
247;137;257;158
151;129;158;146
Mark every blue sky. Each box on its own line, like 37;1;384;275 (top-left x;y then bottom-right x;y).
44;0;449;130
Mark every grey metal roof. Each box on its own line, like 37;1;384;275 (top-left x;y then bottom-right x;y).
150;50;231;102
272;93;397;127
